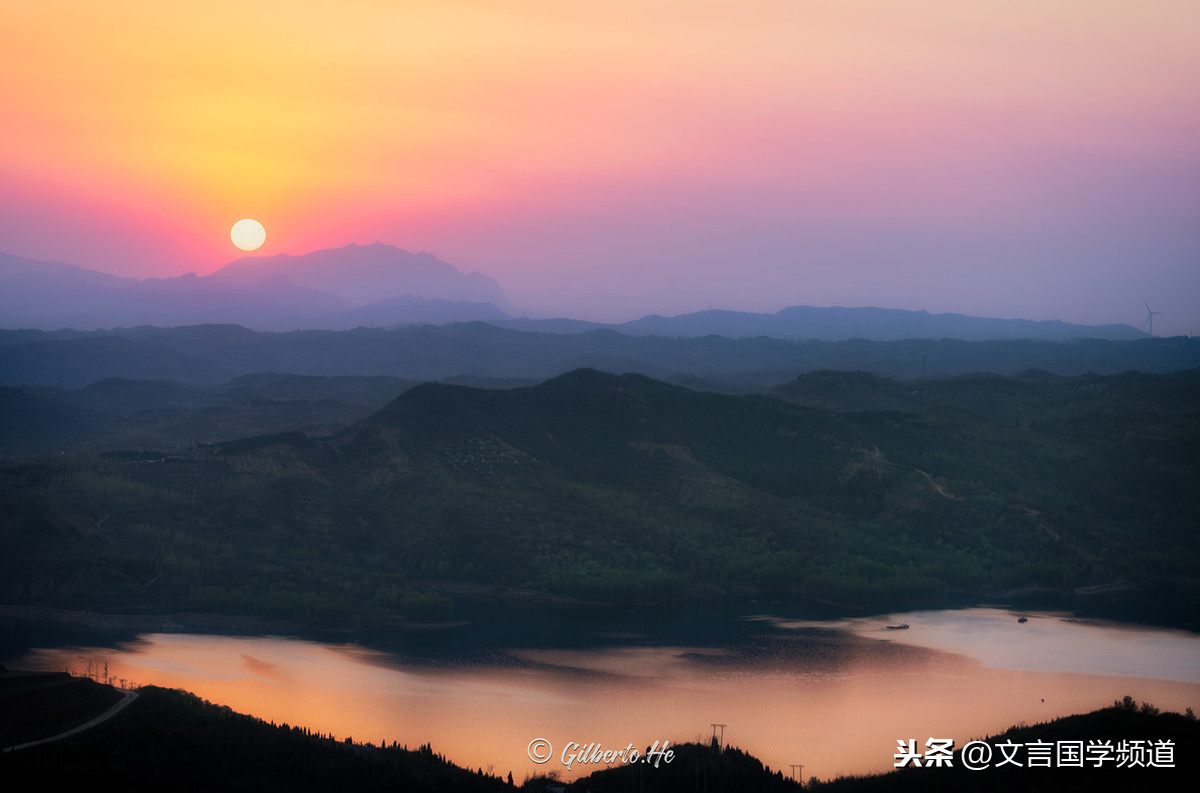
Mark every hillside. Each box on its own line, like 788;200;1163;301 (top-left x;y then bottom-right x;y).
3;674;1194;792
0;679;513;792
0;374;419;455
1;368;1196;626
809;699;1199;791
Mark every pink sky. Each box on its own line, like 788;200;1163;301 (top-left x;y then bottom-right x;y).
2;1;1197;331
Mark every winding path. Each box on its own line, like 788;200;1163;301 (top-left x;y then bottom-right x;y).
2;688;138;753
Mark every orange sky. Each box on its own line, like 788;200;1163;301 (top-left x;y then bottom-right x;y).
3;1;1198;327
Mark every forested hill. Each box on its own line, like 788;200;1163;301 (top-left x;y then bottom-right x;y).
2;368;1197;626
4;674;792;792
364;368;888;497
2;676;1195;792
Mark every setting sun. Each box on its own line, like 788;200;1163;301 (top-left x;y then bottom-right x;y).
230;218;266;251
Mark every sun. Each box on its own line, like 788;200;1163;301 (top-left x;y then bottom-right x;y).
230;218;266;251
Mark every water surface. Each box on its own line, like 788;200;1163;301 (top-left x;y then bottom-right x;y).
14;608;1200;783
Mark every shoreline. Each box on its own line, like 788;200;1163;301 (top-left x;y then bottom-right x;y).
2;589;1195;642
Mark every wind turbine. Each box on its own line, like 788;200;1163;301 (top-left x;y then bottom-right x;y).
1143;300;1163;337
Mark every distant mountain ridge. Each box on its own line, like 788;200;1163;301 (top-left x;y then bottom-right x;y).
2;322;1196;390
208;242;515;312
494;305;1147;342
0;245;1149;340
0;245;512;331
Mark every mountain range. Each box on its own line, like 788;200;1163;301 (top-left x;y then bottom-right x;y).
0;244;512;331
4;367;1197;623
2;323;1196;390
497;305;1148;342
1;244;1150;341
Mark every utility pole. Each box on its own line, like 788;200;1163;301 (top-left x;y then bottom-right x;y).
710;723;727;749
791;763;804;785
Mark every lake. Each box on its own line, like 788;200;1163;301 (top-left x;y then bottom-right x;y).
8;606;1200;783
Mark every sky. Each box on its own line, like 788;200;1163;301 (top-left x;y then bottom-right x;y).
2;1;1198;331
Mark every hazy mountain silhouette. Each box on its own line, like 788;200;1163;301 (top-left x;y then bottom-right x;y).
3;245;1150;340
495;305;1147;341
319;295;509;329
208;242;515;313
0;246;512;331
3;322;1197;390
0;251;340;330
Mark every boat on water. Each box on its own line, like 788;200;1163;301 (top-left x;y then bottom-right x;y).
886;623;909;630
